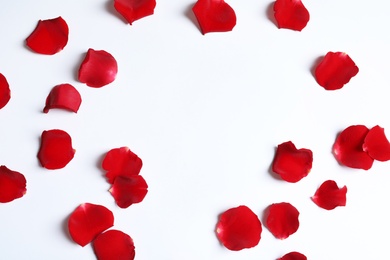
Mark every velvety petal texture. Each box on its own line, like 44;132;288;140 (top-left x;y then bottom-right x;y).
363;125;390;162
114;0;156;25
312;180;347;210
278;251;307;260
43;84;82;113
109;175;148;208
0;73;11;109
0;166;27;203
273;0;310;31
266;202;299;239
93;230;135;260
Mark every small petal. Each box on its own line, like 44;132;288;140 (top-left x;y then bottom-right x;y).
363;125;390;161
273;0;310;31
109;175;148;208
0;73;11;109
278;251;307;260
312;180;347;210
114;0;156;25
43;84;82;113
266;202;299;239
0;166;27;203
93;230;135;260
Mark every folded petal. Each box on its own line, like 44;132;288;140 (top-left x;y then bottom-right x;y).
43;84;82;113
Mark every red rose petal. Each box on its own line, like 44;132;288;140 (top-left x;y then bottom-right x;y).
102;147;143;184
37;129;75;170
314;52;359;90
266;202;299;239
216;205;262;251
93;229;135;260
0;166;27;203
192;0;237;34
363;125;390;161
278;251;307;260
272;141;313;183
110;175;148;208
43;84;82;113
0;73;11;109
273;0;310;31
68;203;114;247
114;0;156;25
26;16;69;55
311;180;347;210
333;125;374;170
78;48;118;88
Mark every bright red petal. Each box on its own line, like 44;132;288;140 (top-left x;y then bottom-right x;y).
93;229;135;260
102;147;143;184
266;202;299;239
272;141;313;183
314;52;359;90
192;0;237;34
78;48;118;88
0;73;11;109
216;205;262;251
363;125;390;161
114;0;156;25
0;166;27;203
273;0;310;31
37;129;75;169
333;125;374;170
68;203;114;247
311;180;347;210
110;175;148;208
43;84;82;113
26;16;69;55
278;251;307;260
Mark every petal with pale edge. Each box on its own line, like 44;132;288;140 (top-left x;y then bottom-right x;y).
363;125;390;162
43;84;82;113
266;202;299;239
114;0;156;25
93;229;135;260
312;180;347;210
0;166;27;203
273;0;310;31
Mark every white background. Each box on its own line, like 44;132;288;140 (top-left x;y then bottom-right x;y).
1;0;390;259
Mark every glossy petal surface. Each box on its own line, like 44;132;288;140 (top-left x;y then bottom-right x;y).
110;175;148;208
0;166;27;203
114;0;156;25
266;202;299;239
0;73;10;109
93;229;135;260
312;180;347;210
273;0;310;31
363;125;390;161
43;84;82;113
278;251;307;260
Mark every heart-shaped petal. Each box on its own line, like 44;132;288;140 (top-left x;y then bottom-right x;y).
114;0;156;25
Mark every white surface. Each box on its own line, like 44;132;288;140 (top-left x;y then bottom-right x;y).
1;0;390;259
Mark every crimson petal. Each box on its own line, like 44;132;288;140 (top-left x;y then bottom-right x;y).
266;202;299;239
273;0;310;31
314;52;359;90
363;125;390;161
311;180;347;210
278;251;307;260
192;0;237;34
114;0;156;25
26;16;69;55
93;229;135;260
216;205;262;251
0;166;27;203
43;84;82;113
0;73;11;109
110;175;148;208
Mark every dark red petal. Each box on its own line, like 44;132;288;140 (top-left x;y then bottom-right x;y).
26;16;69;55
272;141;313;183
311;180;347;210
102;147;143;184
273;0;310;31
0;73;11;109
43;84;82;113
37;129;75;170
78;48;118;88
192;0;237;34
333;125;374;170
363;125;390;161
266;202;299;239
93;229;135;260
0;166;27;203
278;251;307;260
110;175;148;208
314;52;359;90
114;0;156;25
216;205;262;251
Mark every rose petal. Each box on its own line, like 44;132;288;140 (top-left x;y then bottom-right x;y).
278;251;307;260
78;48;118;88
93;229;135;260
26;16;69;55
272;141;313;183
363;125;390;161
37;129;75;170
114;0;156;25
0;166;27;203
273;0;310;31
266;202;299;239
68;203;114;247
311;180;347;210
314;52;359;90
216;205;262;251
192;0;237;34
0;73;11;109
333;125;374;170
43;84;82;113
102;147;143;184
110;175;148;208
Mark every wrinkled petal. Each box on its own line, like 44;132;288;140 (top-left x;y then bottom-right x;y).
43;84;82;113
26;16;69;55
78;48;118;88
110;175;148;208
192;0;237;34
333;125;374;170
216;205;262;251
363;125;390;162
114;0;156;25
272;141;313;183
273;0;310;31
278;251;307;260
266;202;299;239
314;52;359;90
68;203;114;247
0;73;11;109
0;166;27;203
93;229;135;260
37;129;75;169
311;180;347;210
